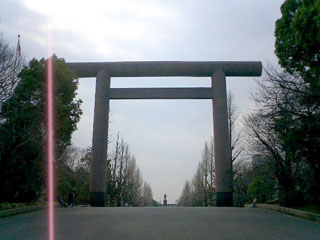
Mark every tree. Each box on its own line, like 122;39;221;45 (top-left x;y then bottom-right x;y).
182;140;215;207
202;140;216;206
232;160;254;207
190;141;216;206
247;178;272;203
59;145;87;171
244;66;320;206
177;181;192;206
0;56;82;202
56;146;90;205
227;91;243;165
191;162;206;206
141;182;153;206
272;0;320;205
105;134;149;207
0;34;24;108
125;159;143;206
275;0;320;79
227;91;248;206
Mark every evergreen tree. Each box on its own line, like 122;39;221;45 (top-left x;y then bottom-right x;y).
275;0;320;79
0;56;82;202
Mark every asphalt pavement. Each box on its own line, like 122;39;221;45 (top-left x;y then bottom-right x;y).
0;207;319;240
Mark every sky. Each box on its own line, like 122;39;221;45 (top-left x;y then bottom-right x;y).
1;0;283;203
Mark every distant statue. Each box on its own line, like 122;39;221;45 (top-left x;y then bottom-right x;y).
163;194;167;207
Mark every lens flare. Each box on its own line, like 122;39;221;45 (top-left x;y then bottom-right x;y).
47;28;54;240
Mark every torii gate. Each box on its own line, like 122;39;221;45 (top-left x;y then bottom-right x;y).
67;61;262;207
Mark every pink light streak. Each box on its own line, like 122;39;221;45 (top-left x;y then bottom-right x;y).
47;28;55;240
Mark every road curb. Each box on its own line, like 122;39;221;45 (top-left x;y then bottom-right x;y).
245;203;320;223
0;205;45;219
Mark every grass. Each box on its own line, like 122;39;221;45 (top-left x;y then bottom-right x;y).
0;201;43;211
294;205;320;215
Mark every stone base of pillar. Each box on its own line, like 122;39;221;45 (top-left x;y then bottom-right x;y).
90;192;105;207
216;192;233;207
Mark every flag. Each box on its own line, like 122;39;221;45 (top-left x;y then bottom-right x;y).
17;34;21;57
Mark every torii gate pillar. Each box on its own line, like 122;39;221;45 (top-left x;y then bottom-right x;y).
89;70;110;207
212;69;232;206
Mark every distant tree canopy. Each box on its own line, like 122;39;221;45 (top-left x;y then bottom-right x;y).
0;56;82;202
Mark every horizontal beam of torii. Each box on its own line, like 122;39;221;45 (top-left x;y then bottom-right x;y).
108;87;212;99
66;61;262;78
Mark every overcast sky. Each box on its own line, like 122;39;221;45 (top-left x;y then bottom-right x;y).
1;0;283;203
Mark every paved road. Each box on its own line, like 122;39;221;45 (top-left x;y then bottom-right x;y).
0;207;319;240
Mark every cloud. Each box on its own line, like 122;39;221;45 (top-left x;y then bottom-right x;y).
19;0;179;60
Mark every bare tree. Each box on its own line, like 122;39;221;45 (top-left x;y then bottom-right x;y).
106;134;147;206
59;145;87;171
243;66;311;206
185;140;216;207
225;91;247;206
207;139;215;205
202;142;210;206
0;34;24;109
227;91;243;165
142;181;153;206
232;160;253;207
191;162;205;206
177;181;192;206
